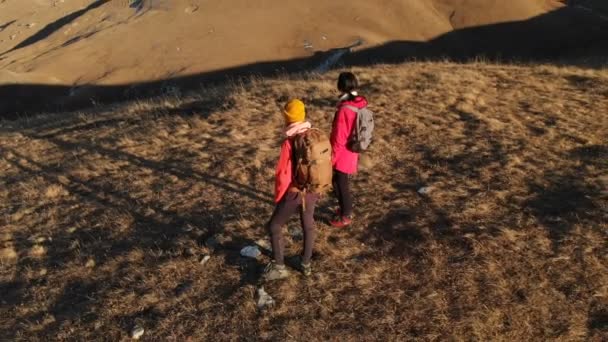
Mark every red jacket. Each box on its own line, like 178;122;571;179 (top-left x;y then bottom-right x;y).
274;138;293;203
331;96;368;174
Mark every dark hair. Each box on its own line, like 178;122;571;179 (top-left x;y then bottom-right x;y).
337;72;358;94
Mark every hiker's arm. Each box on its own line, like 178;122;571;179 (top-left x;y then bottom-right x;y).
274;139;292;203
332;108;350;148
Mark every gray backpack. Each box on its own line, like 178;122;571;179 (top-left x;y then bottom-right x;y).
344;105;375;152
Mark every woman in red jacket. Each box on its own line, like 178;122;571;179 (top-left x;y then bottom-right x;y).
264;99;319;281
330;72;368;227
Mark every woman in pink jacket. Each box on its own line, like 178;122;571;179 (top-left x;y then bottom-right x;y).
330;72;368;227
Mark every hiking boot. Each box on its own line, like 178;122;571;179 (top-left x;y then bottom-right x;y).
301;262;312;277
263;262;290;281
329;215;352;228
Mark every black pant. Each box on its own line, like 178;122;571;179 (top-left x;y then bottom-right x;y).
333;170;353;217
267;191;319;265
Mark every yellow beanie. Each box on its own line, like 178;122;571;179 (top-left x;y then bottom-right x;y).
283;99;306;124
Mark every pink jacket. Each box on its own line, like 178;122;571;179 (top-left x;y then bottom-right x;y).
331;96;368;174
274;139;293;203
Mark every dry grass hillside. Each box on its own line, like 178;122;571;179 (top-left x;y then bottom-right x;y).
1;61;606;340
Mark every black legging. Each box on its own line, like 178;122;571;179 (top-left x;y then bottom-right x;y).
267;191;318;265
333;170;353;217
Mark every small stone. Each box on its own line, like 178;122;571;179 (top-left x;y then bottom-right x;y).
130;325;144;339
417;186;433;195
199;255;211;265
240;246;261;259
85;259;96;268
10;34;17;40
26;23;37;28
184;5;198;14
257;287;275;310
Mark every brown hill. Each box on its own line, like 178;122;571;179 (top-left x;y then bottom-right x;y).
0;0;592;88
2;0;607;116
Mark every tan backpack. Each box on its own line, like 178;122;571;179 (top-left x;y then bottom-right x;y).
292;128;333;195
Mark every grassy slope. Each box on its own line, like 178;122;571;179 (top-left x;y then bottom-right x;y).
0;62;607;341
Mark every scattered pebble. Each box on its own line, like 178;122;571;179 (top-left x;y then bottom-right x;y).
10;34;17;40
240;246;261;259
184;5;199;14
303;40;313;50
199;255;211;265
26;23;37;28
130;325;145;340
85;258;96;268
257;287;275;310
417;186;433;195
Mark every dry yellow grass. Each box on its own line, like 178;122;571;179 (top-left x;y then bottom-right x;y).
0;61;607;341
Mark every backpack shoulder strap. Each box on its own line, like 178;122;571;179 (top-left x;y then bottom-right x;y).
341;105;360;113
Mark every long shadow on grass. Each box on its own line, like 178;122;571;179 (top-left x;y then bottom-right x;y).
1;146;202;270
0;144;266;338
358;99;518;260
29;134;272;204
32;96;237;139
525;145;607;251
